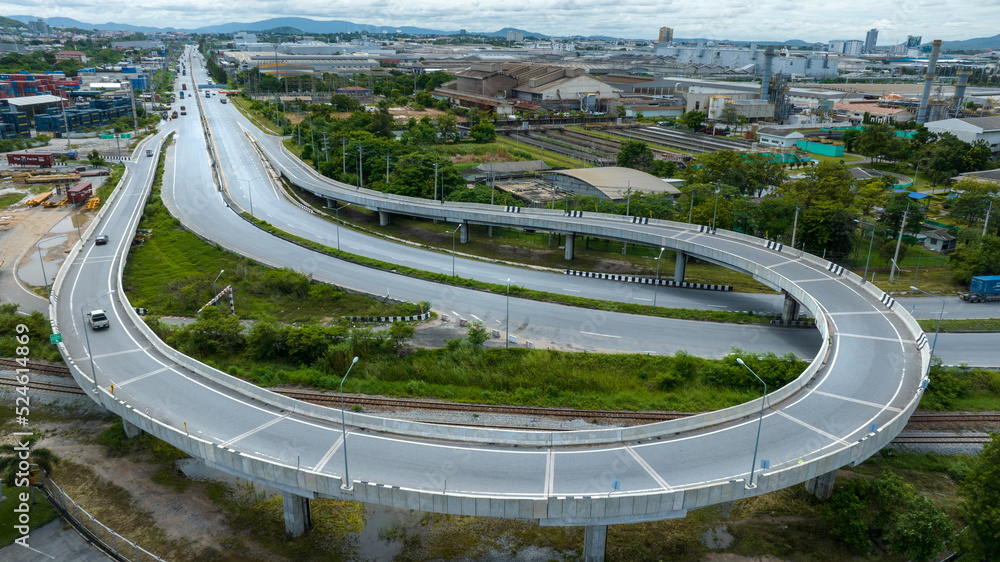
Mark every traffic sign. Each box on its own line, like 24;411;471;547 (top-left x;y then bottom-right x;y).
100;134;114;139
50;333;63;344
119;133;132;139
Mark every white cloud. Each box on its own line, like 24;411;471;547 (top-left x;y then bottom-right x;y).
3;0;998;42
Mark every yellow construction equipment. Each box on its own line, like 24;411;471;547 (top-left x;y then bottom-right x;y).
25;174;79;183
85;197;100;210
25;191;52;206
41;198;68;208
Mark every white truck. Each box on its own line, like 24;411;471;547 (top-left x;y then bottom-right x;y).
87;309;110;330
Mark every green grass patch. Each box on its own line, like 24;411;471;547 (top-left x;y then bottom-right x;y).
0;304;63;363
0;192;24;209
122;135;417;321
920;365;1000;410
96;423;192;492
919;317;1000;332
494;136;587;168
809;153;864;165
568;125;697;156
230;97;281;135
0;486;59;547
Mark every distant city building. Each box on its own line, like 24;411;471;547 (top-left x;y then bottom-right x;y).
111;41;165;51
55;50;87;63
27;19;50;36
864;28;878;53
234;32;258;44
658;27;674;43
506;31;523;43
653;44;839;78
829;40;863;56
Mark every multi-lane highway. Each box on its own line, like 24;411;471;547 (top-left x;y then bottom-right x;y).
47;47;931;558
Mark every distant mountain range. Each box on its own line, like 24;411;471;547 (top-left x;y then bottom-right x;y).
6;15;1000;50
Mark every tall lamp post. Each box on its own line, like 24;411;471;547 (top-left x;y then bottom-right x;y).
855;220;877;282
505;278;511;349
213;269;225;309
339;356;360;491
334;203;351;251
910;286;945;365
451;224;462;277
81;290;115;394
710;185;721;231
736;357;767;489
652;247;665;307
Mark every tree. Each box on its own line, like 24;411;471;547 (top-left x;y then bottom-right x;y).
959;432;1000;559
388;322;414;352
434;113;458;143
470;121;496;144
616;140;654;171
0;434;59;487
467;320;489;349
677;110;706;131
949;234;1000;285
367;109;394;139
87;149;106;168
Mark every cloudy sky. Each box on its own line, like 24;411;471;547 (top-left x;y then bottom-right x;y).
14;0;997;42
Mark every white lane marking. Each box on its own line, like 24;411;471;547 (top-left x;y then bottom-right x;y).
707;304;727;308
220;413;291;447
564;288;581;293
544;449;555;496
795;278;838;283
769;258;801;268
470;314;482;323
839;333;913;343
826;311;885;316
91;346;152;360
813;390;903;413
313;435;345;473
451;310;461;318
354;430;547;455
625;445;671;490
580;331;621;339
775;410;850;446
116;365;173;387
633;297;651;302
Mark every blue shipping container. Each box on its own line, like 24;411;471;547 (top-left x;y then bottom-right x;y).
970;275;1000;295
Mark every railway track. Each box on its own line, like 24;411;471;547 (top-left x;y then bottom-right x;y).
0;359;77;377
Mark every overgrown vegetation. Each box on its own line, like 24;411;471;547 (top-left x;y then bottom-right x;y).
0;303;61;363
122;135;417;322
920;364;1000;410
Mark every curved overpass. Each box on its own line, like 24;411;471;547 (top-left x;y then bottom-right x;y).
49;48;928;551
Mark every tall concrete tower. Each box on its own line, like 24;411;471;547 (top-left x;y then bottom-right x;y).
916;39;942;124
864;29;878;53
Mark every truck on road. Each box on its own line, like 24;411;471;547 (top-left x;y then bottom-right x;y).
87;310;110;330
959;275;1000;303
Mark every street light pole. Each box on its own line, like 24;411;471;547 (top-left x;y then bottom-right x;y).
334;203;351;251
711;185;720;231
81;290;115;394
505;278;511;349
653;247;665;307
736;357;767;489
451;224;462;277
339;356;360;491
889;201;910;284
213;269;225;309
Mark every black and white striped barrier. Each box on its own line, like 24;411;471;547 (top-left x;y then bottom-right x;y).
766;240;783;252
827;263;846;276
695;224;716;234
631;216;649;224
564;270;732;291
105;155;129;162
769;319;816;328
505;206;521;213
915;333;928;350
344;312;432;323
879;293;896;309
566;210;583;218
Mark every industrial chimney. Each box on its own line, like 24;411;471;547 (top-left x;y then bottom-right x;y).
760;47;774;101
916;39;942;124
952;70;971;114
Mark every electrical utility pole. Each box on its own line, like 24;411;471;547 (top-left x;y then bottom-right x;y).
341;138;347;175
889;201;910;284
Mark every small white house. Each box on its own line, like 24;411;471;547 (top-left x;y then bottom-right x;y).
756;127;805;148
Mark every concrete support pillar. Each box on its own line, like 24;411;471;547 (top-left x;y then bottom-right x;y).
378;211;390;226
582;525;608;562
674;250;687;283
781;291;801;323
804;470;837;500
564;233;575;261
282;492;312;537
122;419;142;438
460;220;469;244
487;225;493;237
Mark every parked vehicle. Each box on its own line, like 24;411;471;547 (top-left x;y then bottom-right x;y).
87;309;110;330
959;275;1000;303
95;235;109;245
146;149;154;157
171;111;178;119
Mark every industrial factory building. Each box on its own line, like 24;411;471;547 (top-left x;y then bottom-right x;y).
551;167;681;202
924;117;1000;156
652;43;839;79
434;63;621;112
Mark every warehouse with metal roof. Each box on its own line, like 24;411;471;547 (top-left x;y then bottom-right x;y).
551;167;681;201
